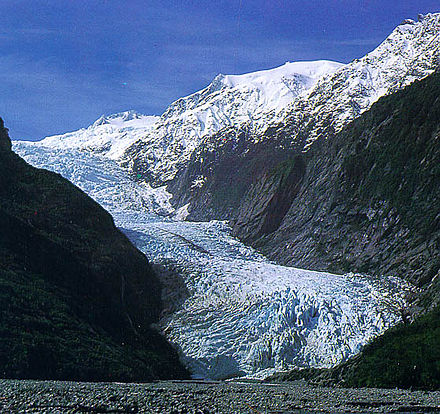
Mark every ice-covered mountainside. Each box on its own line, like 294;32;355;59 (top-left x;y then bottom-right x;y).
39;110;159;160
285;13;440;148
120;60;343;182
124;13;439;182
14;140;411;379
38;15;439;186
38;62;342;183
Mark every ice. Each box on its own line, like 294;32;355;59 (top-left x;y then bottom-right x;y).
13;140;411;380
38;110;159;160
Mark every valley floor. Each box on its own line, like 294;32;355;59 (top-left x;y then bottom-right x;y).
2;379;440;413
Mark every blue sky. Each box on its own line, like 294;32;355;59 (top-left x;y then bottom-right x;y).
0;0;438;140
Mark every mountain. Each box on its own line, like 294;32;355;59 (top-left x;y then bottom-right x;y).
19;12;440;385
167;64;440;308
158;15;440;387
42;15;439;191
0;119;188;381
118;13;440;189
282;13;440;149
37;61;342;184
37;15;439;193
233;69;440;301
39;110;159;160
121;60;342;184
166;13;440;220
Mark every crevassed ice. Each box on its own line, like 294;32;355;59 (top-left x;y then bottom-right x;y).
13;141;410;380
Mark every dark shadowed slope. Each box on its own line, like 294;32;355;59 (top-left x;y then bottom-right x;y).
264;72;440;389
0;119;188;381
253;71;440;307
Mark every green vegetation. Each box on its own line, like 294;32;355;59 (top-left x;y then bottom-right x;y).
341;72;440;234
0;269;173;381
339;305;440;389
0;119;188;381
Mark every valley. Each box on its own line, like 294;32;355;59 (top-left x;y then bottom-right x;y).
9;12;440;384
1;6;439;402
13;141;409;380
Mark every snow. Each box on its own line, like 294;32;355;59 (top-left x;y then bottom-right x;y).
116;60;343;182
288;12;440;148
35;14;439;186
219;60;343;111
13;140;412;380
39;110;159;160
120;13;439;181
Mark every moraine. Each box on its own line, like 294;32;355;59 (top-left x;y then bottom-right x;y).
13;140;409;380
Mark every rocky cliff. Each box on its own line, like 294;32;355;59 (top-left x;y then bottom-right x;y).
247;71;440;307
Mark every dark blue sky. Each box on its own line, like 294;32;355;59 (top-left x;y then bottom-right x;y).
1;0;438;140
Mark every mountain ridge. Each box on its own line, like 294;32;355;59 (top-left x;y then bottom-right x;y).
36;60;343;184
35;14;439;187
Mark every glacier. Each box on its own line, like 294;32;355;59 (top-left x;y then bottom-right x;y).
14;140;412;380
12;14;438;379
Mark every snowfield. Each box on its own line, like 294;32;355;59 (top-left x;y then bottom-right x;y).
14;141;411;380
39;110;159;160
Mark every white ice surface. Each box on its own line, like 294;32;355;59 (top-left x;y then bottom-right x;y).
39;110;159;160
14;141;410;380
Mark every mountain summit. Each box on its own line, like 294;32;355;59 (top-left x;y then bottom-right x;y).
38;111;159;160
120;12;440;183
285;11;440;148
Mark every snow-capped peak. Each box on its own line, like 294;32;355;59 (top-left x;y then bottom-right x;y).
160;59;343;122
121;59;343;182
92;110;152;128
33;13;439;184
220;60;343;90
37;111;159;160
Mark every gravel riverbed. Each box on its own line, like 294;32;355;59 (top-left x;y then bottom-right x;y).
1;379;440;414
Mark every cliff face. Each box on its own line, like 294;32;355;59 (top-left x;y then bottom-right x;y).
167;126;304;223
172;72;440;309
240;72;440;306
0;120;188;381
